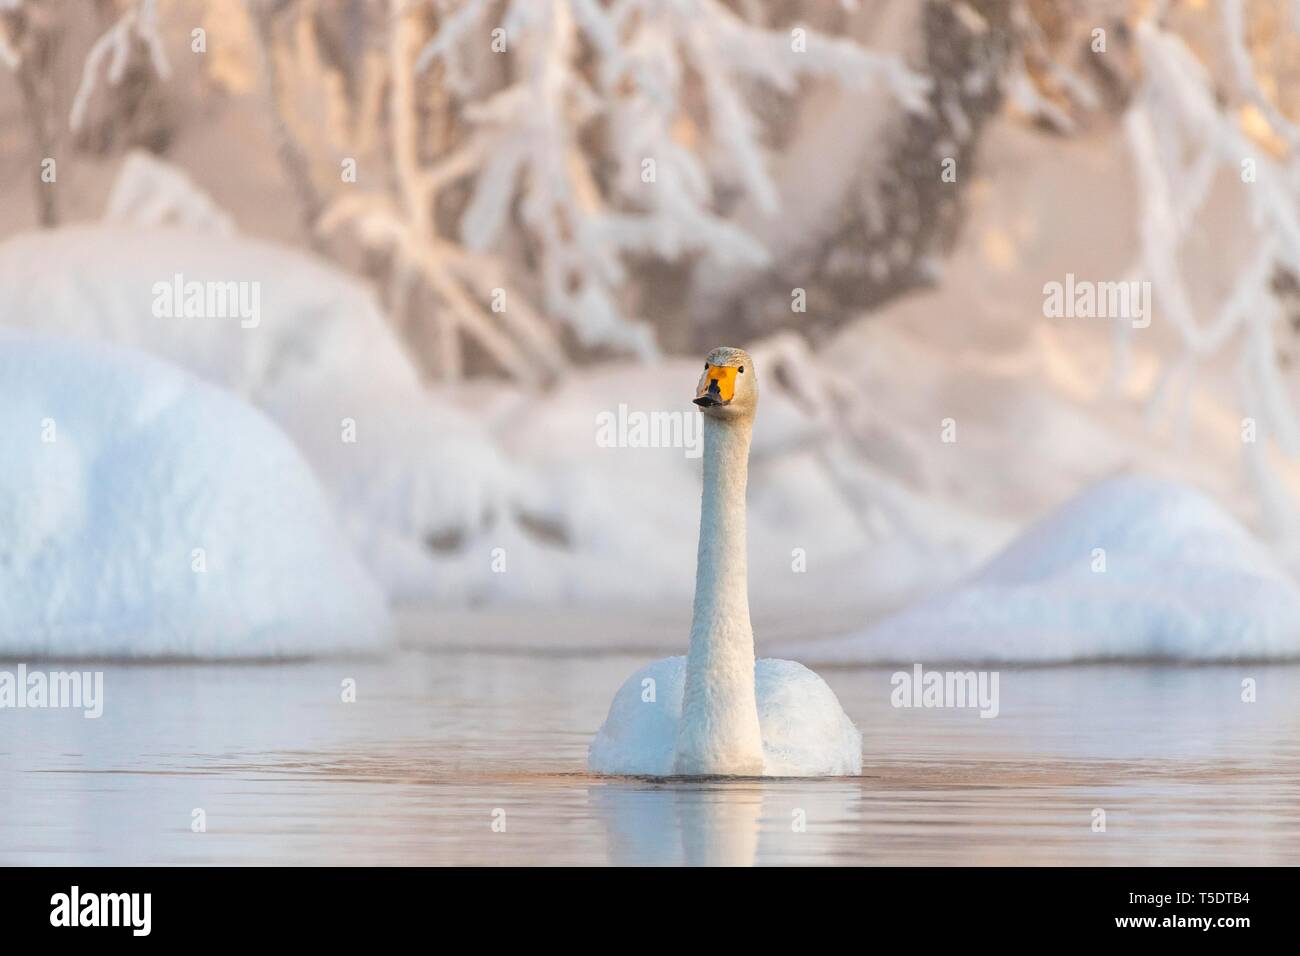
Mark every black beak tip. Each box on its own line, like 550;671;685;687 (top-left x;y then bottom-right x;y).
693;396;719;407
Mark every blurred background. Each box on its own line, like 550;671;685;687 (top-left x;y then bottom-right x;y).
4;0;1300;636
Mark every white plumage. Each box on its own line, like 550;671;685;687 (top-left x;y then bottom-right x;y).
589;348;862;776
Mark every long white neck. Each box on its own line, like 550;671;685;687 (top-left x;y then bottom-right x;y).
674;414;764;775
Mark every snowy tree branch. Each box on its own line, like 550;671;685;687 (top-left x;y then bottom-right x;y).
69;0;171;132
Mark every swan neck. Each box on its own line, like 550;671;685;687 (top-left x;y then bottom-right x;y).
674;412;763;775
694;415;752;614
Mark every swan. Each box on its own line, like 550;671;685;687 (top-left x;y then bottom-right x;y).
588;348;862;776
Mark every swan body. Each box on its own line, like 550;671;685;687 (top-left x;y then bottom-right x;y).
589;347;861;776
589;656;862;776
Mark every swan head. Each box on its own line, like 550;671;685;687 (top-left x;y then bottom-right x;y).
694;347;756;421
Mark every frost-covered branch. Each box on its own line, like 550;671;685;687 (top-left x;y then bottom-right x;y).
69;0;171;132
415;0;930;358
1121;15;1300;540
0;0;19;71
1221;0;1300;152
313;0;568;385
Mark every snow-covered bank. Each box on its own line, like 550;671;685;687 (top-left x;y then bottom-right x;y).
0;225;981;613
787;477;1300;664
5;104;1299;640
0;335;391;658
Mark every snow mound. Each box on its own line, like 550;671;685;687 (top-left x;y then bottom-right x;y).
790;476;1300;664
103;151;237;235
0;334;392;658
0;226;412;398
0;225;513;599
588;656;862;777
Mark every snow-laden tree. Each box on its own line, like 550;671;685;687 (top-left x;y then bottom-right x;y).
405;0;929;359
1117;1;1300;551
268;0;928;380
1;0;174;224
692;0;1017;340
7;0;928;380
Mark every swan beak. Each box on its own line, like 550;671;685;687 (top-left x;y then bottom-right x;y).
694;364;737;406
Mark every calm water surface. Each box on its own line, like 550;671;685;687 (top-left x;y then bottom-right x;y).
3;635;1298;865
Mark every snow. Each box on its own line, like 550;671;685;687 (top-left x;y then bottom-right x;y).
4;103;1300;644
588;656;862;777
8;202;1299;669
0;225;512;601
0;225;413;397
0;333;392;658
103;151;236;234
788;476;1300;664
0;221;973;614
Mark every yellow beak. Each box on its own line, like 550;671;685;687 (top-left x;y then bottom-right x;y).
694;364;738;406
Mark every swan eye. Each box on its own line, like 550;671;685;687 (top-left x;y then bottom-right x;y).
738;366;744;373
704;362;709;370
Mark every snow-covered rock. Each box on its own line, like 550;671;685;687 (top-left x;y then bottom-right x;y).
789;476;1300;663
0;334;392;658
588;656;862;777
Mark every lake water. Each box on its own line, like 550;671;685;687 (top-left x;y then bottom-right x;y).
3;619;1299;865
